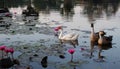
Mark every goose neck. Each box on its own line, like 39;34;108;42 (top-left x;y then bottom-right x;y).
59;30;63;39
99;33;102;39
91;26;95;34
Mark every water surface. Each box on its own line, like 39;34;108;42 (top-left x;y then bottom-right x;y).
0;0;120;69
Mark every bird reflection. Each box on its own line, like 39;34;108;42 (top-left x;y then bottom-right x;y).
60;39;79;48
97;48;105;62
60;0;74;15
60;0;74;21
90;41;95;59
98;43;112;51
90;41;112;62
97;44;112;62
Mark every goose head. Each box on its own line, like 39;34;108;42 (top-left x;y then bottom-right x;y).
54;26;62;31
98;31;112;45
56;26;62;29
54;26;62;36
99;31;106;36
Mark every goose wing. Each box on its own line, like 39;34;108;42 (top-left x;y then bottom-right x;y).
71;34;79;40
62;33;75;39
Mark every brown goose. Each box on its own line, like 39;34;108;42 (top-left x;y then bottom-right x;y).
90;23;106;44
98;31;113;45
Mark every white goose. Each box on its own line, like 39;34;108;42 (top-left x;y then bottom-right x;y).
58;27;79;41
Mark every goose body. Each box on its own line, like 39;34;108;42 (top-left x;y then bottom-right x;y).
98;31;112;45
59;29;79;41
90;32;99;42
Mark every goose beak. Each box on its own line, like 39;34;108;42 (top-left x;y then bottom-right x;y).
103;31;106;35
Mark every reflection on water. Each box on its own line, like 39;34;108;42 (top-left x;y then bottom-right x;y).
1;0;120;21
90;41;112;62
0;0;26;8
82;0;120;19
0;0;120;69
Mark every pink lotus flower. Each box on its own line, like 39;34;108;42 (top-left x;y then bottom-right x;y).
4;48;14;53
0;45;7;58
9;48;14;60
57;26;62;29
68;49;75;62
54;28;59;31
54;26;62;36
0;45;6;50
54;26;62;31
4;48;11;53
9;48;14;54
68;49;75;54
4;47;14;59
55;26;62;30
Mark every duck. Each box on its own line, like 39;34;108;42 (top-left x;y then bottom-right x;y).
98;31;113;45
57;26;79;41
90;23;106;44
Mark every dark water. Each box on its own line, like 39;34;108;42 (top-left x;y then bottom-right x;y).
0;0;120;69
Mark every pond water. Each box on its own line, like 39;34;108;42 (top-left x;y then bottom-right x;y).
0;0;120;69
